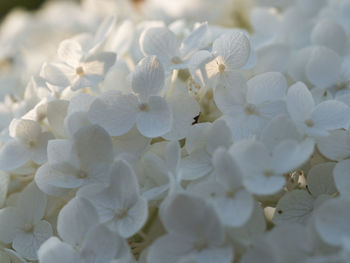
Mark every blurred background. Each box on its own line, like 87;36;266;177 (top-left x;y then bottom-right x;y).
0;0;47;18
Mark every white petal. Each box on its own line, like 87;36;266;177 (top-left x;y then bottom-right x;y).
307;162;336;197
311;19;347;55
35;163;82;196
254;44;291;74
165;141;181;175
31;132;54;165
0;140;30;171
273;190;314;225
212;31;251;69
193;246;234;263
317;130;350;161
13;220;52;260
13;119;41;144
136;96;172;138
212;148;243;188
38;237;81;263
17;183;47;225
131;56;165;101
116;197;148;238
311;100;350;131
0;207;22;243
305;46;341;88
140;26;180;66
57;197;99;246
147;234;193;263
40;63;72;88
333;159;350;198
215;189;254;227
181;22;208;58
286;82;314;122
47;139;79;172
213;83;246;115
247;72;287;105
205;120;232;155
181;150;212;180
260;115;302;151
47;100;69;137
162;86;200;140
314;198;350;246
272;138;314;174
88;92;138;136
80;224;128;263
185;123;211;154
161;193;224;244
73;124;113;169
57;39;82;67
243;174;285;195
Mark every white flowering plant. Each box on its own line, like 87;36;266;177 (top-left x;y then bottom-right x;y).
0;0;350;262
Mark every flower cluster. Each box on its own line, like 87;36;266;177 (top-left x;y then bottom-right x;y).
0;0;349;262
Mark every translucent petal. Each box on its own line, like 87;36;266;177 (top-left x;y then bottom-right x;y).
0;207;22;243
317;130;350;161
247;72;287;105
57;39;82;67
161;193;224;244
206;120;232;155
0;140;30;171
17;183;47;225
286;82;314;122
212;31;251;69
140;26;180;66
162;87;200;140
57;197;99;246
311;19;347;55
88;92;139;136
333;159;350;198
307;162;336;197
312;100;350;131
73;124;113;170
181;150;212;180
306;46;341;88
314;198;350;246
273;190;314;225
131;56;165;101
136;96;172;138
37;237;81;263
12;220;52;260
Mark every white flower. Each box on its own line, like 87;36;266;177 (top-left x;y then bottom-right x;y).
190;148;254;227
215;71;287;141
88;56;172;138
41;39;116;91
147;193;233;263
0;183;52;260
38;197;131;263
286;81;350;137
0;119;54;171
77;160;148;238
181;119;232;181
273;162;336;225
314;198;350;247
140;23;208;71
35;125;113;196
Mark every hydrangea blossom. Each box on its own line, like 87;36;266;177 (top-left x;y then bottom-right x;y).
0;0;349;262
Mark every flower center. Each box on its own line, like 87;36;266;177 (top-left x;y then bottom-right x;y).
264;169;273;177
218;63;226;73
24;223;34;233
76;170;88;179
76;66;85;77
115;208;128;219
139;103;149;112
305;119;314;127
244;103;257;115
171;56;182;65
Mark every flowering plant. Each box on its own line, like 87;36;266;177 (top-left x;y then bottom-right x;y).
0;0;350;262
